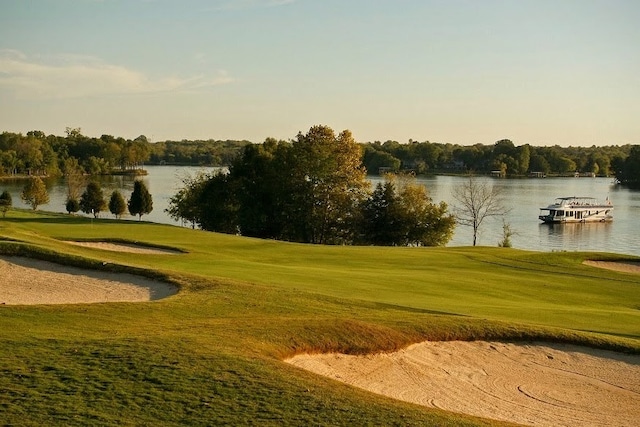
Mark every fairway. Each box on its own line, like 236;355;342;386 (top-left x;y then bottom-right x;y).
1;210;639;426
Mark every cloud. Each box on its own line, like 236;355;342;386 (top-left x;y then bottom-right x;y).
0;49;234;99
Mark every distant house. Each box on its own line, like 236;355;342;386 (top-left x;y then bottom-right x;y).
529;171;546;178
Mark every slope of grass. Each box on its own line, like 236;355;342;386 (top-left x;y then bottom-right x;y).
1;209;639;425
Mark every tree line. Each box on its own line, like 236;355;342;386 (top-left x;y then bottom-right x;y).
2;128;637;183
0;177;153;220
0;128;249;178
363;139;635;178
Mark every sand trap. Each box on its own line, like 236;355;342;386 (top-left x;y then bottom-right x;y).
64;241;181;255
0;256;177;305
584;260;640;275
287;341;640;426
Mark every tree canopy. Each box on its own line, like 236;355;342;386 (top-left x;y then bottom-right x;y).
167;125;455;246
20;177;49;210
79;182;106;218
109;190;127;219
360;174;455;246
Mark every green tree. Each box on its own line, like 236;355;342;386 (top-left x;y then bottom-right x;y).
166;171;210;229
529;153;551;174
20;177;49;210
0;190;12;217
362;146;401;174
108;190;127;219
65;197;80;215
452;175;506;246
516;144;531;175
79;182;106;218
128;180;153;220
395;176;455;246
615;145;640;186
360;175;455;246
288;125;369;244
231;139;289;239
360;180;404;245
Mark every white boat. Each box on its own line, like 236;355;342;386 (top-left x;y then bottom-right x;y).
538;196;613;223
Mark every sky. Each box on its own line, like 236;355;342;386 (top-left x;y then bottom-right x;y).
1;0;638;146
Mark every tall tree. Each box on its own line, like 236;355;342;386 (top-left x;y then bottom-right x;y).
360;180;404;245
79;182;106;218
0;190;12;217
232;139;290;239
288;125;369;244
128;180;153;220
20;177;49;210
452;175;506;246
108;190;127;219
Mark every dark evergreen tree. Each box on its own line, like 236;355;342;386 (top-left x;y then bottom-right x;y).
108;190;127;219
65;197;80;214
0;190;12;217
128;180;153;220
359;181;404;245
79;182;106;218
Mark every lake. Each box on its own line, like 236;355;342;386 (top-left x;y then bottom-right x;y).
2;165;638;256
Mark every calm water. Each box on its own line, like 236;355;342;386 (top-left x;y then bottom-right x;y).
2;166;639;256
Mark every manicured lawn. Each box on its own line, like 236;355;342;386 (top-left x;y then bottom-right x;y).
1;210;638;425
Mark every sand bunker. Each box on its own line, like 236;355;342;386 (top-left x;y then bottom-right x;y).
584;260;640;275
287;341;640;426
0;256;177;305
64;241;181;255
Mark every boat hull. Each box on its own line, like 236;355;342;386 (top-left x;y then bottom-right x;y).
538;215;613;224
538;196;613;224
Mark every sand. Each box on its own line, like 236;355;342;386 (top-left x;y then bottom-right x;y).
287;341;640;426
583;260;640;275
286;261;640;426
64;241;181;255
0;256;177;305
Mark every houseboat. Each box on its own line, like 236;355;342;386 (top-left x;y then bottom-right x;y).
538;197;613;223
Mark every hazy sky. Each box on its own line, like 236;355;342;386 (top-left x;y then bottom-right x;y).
1;0;638;146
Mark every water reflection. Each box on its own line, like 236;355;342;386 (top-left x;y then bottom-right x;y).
539;222;614;252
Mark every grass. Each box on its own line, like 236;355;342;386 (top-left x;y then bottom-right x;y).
1;209;639;425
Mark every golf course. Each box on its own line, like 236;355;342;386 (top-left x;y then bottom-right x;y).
1;209;639;426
